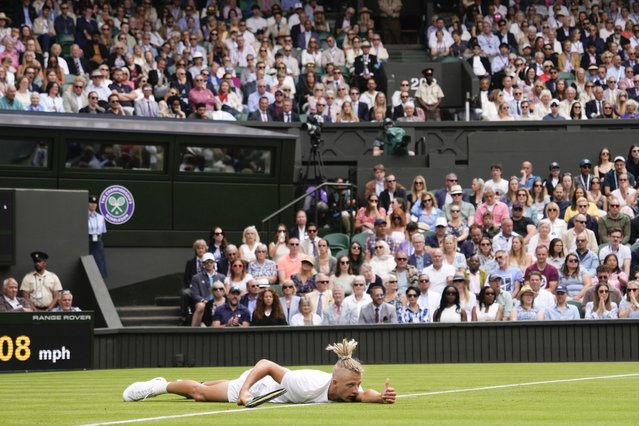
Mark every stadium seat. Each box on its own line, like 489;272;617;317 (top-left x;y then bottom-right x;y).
567;300;584;318
333;248;348;259
351;232;370;249
324;232;350;252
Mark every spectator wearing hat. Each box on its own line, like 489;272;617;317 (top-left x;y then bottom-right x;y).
510;284;545;320
575;158;595;191
364;218;394;259
211;286;251;327
544;284;580;320
442;184;475;226
88;195;108;278
603;155;636;196
20;251;63;311
424;218;448;251
188;252;226;326
353;40;379;92
414;67;444;121
378;0;402;44
487;273;513;317
543;98;566;120
86;69;111;103
489;249;524;297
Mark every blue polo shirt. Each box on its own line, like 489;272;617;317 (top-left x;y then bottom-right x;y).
211;303;251;325
544;304;580;321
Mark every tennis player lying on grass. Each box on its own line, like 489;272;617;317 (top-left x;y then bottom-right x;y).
123;339;396;405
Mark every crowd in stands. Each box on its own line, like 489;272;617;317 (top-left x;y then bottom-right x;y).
425;0;639;120
183;153;639;326
0;0;419;122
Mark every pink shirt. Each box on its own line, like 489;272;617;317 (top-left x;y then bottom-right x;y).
277;255;302;281
474;201;510;226
188;87;216;110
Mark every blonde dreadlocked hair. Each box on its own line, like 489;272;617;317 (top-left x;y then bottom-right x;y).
326;339;363;375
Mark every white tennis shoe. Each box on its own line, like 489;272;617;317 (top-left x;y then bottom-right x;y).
122;377;167;402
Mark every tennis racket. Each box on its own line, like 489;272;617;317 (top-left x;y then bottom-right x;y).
245;388;287;408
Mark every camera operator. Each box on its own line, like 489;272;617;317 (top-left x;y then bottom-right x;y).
372;118;412;156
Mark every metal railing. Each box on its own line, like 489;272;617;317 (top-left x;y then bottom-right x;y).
261;181;358;237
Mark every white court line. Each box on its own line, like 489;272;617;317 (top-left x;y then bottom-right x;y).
80;373;639;426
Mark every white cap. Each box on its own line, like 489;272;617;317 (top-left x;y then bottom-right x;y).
435;217;448;227
202;252;215;263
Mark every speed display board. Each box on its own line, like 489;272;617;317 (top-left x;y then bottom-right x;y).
0;312;93;371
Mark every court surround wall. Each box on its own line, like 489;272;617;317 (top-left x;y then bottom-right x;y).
93;320;639;368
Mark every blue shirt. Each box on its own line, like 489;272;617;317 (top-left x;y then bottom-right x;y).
544;304;580;320
212;303;251;325
489;267;523;294
571;249;599;277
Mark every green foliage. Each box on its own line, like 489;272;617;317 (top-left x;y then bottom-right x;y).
0;363;636;425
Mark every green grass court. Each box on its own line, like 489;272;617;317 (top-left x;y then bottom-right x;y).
1;362;637;425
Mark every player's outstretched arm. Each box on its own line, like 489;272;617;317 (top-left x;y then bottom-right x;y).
237;359;288;406
356;378;396;404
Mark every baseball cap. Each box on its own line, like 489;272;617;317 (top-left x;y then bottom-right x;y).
549;161;560;170
229;286;241;294
579;158;592;167
488;274;502;282
374;218;387;226
435;217;447;227
555;285;567;293
550;98;560;106
450;185;463;195
202;252;215;263
89;195;98;203
614;156;626;162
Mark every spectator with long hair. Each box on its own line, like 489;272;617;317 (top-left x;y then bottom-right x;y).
268;224;290;263
585;282;619;319
472;285;503;322
433;285;467;322
224;259;254;294
251;288;287;326
346;241;364;275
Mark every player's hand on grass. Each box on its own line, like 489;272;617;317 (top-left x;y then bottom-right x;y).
237;389;253;406
381;378;396;404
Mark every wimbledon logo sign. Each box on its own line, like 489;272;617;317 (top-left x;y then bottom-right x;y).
99;185;135;225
